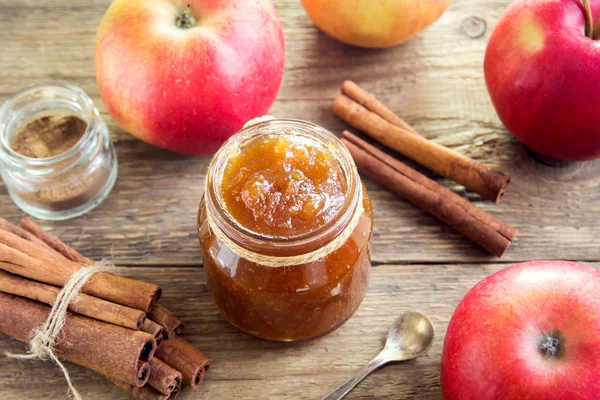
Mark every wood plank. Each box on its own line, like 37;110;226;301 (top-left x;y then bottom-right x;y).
1;0;599;264
4;262;588;400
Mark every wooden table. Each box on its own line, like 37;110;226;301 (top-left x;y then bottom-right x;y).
1;1;599;399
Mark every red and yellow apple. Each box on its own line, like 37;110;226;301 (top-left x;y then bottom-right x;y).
95;0;284;155
301;0;452;48
484;0;600;161
441;260;600;399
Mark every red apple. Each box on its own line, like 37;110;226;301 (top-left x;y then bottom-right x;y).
95;0;284;155
484;0;600;161
441;260;600;399
301;0;452;48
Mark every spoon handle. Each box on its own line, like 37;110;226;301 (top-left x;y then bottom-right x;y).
321;354;388;400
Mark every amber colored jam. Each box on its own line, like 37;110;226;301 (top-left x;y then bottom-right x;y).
199;123;373;341
221;135;347;237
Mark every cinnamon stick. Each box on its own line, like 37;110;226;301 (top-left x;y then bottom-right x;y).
341;80;417;134
142;319;165;346
148;358;183;395
0;223;161;312
333;91;510;203
17;221;190;330
20;218;90;264
0;270;146;330
109;378;180;400
0;218;46;246
155;336;211;389
0;291;155;387
342;131;516;256
149;304;183;339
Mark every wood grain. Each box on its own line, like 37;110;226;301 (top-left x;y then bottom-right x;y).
0;0;599;399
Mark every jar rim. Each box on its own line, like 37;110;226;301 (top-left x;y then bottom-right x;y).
0;81;99;167
204;118;361;257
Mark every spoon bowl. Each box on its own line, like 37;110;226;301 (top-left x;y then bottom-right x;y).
322;311;435;400
382;311;435;362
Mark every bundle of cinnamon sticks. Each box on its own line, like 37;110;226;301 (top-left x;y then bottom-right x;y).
333;81;517;257
0;218;211;400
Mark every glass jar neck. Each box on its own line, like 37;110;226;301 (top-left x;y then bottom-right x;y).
0;81;101;174
205;118;361;257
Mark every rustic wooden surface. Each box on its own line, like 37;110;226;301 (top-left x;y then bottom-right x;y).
0;0;599;399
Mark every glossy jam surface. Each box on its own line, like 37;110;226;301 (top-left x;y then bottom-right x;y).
220;135;346;237
200;129;373;341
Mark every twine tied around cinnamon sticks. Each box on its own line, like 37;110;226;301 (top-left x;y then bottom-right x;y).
0;218;211;399
6;260;116;400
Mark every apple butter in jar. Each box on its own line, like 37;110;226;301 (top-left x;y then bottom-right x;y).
198;119;373;341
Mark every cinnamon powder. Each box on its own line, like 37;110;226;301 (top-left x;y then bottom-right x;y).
10;112;87;158
8;111;111;212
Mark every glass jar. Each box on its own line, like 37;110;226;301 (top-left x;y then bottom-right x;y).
0;82;118;220
198;119;373;341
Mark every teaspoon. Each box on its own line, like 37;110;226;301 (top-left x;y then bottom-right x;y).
321;311;435;400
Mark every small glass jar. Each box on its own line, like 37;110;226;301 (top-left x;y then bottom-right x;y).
198;119;373;341
0;82;118;220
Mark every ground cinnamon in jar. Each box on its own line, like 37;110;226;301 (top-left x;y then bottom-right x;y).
10;112;87;158
0;82;117;220
7;111;111;212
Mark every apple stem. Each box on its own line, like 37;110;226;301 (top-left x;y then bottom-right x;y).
583;0;594;39
539;334;561;358
176;4;196;29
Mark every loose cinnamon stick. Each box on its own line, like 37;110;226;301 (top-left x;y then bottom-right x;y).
342;131;516;257
142;319;165;346
20;218;90;264
109;378;180;400
148;358;183;395
0;291;155;387
155;336;211;389
333;92;510;203
0;223;161;312
341;81;417;134
0;270;146;330
149;304;183;339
